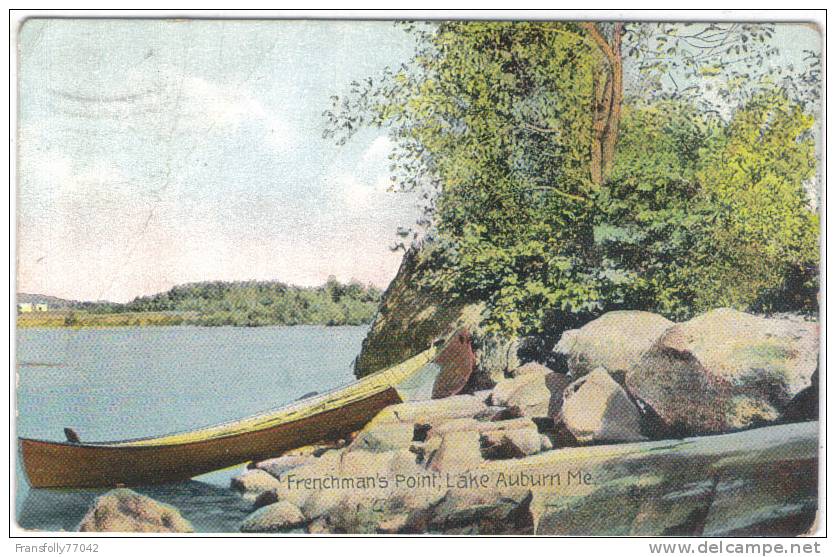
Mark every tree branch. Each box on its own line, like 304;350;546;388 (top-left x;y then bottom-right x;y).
581;22;618;64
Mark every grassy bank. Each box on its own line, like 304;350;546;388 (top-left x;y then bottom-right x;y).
17;311;200;329
16;309;381;329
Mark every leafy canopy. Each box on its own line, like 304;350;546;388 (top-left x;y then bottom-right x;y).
326;21;820;336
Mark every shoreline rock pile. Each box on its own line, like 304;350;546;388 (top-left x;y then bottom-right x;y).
228;307;818;535
76;307;818;535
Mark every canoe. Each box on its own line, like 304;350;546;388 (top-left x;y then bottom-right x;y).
19;329;476;488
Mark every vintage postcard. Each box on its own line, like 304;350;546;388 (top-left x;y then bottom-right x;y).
13;14;822;537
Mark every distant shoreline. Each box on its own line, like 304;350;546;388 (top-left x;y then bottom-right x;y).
16;311;374;329
17;280;382;329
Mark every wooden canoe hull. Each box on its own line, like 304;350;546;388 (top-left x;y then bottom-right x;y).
20;387;401;488
18;327;477;489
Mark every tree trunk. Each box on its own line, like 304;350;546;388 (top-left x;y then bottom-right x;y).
582;22;624;186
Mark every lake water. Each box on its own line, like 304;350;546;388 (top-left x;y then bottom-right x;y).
15;325;368;532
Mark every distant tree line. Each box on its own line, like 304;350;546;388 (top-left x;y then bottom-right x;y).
79;278;382;327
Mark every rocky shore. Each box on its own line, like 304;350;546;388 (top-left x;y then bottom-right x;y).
78;308;819;535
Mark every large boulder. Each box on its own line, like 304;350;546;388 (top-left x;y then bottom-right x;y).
532;421;817;536
626;309;819;435
353;246;483;378
77;489;193;533
240;501;306;533
231;469;282;495
559;368;645;444
555;311;673;380
471;334;524;386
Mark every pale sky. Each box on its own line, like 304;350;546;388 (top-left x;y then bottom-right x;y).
17;19;419;302
16;20;820;303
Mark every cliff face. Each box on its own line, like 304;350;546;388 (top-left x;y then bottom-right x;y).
354;247;482;378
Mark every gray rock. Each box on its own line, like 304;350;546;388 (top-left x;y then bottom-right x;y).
491;368;570;416
555;311;673;380
491;370;548;406
483;428;543;459
231;469;283;495
533;422;817;536
240;501;307;533
350;422;416;453
428;489;534;535
626;309;819;435
491;370;572;419
507;362;552;378
254;455;315;479
253;489;279;509
77;489;193;533
560;368;645;443
427;430;483;471
472;333;523;386
367;395;487;428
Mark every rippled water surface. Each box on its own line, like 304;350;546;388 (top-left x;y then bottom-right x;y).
15;325;367;532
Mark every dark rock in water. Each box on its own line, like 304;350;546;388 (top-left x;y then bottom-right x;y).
230;469;282;495
64;427;81;443
626;309;818;435
295;391;319;401
77;489;193;532
240;501;307;533
253;489;279;510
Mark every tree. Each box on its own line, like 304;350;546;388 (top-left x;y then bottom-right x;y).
581;22;623;185
689;90;818;312
325;21;820;335
578;22;800;185
327;22;812;194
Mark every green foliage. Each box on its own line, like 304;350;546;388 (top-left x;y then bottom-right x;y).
84;279;382;327
591;101;717;319
689;92;819;313
328;22;820;336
